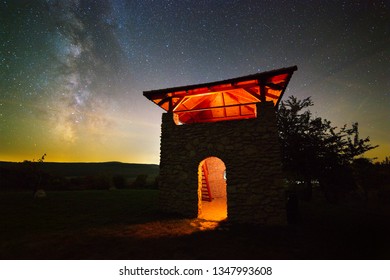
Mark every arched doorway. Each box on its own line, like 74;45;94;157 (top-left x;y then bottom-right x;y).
198;157;227;221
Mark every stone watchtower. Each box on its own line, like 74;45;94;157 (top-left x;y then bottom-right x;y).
143;66;297;225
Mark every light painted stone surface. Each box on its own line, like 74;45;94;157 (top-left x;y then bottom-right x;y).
158;102;286;225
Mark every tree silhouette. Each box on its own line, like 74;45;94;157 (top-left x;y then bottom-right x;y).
277;96;377;202
22;153;47;196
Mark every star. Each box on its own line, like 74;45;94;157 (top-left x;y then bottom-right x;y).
0;0;389;163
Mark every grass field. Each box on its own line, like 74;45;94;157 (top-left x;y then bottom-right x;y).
0;189;389;259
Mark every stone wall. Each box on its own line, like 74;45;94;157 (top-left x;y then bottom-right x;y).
159;101;286;225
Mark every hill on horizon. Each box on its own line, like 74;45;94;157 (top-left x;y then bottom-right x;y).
0;161;160;191
0;161;159;178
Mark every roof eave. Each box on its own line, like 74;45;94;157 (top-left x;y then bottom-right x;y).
143;65;298;100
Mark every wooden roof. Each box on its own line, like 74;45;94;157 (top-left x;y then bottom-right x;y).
143;65;297;124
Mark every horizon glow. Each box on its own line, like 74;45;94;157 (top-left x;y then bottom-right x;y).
1;1;389;163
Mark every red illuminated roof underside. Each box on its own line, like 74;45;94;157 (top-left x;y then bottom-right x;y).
143;65;297;124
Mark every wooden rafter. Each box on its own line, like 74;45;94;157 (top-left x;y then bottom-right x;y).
228;89;260;103
174;102;258;113
176;94;210;112
144;66;298;124
242;87;261;101
144;66;297;100
180;103;197;123
275;73;294;108
225;91;242;104
259;80;266;102
171;97;186;112
194;109;256;123
265;91;280;100
221;92;227;118
265;82;284;90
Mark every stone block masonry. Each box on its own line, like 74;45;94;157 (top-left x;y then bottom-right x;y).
158;101;286;225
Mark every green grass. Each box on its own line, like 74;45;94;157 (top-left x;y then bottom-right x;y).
1;189;389;260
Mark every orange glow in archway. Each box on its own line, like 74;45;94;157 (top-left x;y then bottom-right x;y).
198;157;227;221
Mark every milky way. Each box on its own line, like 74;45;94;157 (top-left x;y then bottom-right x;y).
1;0;389;163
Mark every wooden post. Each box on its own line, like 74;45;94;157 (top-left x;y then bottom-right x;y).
258;79;266;102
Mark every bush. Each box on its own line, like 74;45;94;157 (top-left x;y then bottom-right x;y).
113;175;126;189
131;174;148;188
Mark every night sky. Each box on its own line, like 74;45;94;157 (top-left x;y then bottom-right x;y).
1;0;389;163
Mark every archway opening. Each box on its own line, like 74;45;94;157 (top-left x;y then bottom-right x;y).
198;157;227;221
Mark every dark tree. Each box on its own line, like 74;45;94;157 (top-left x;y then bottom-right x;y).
277;96;377;202
131;174;148;189
112;175;126;189
21;153;47;196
